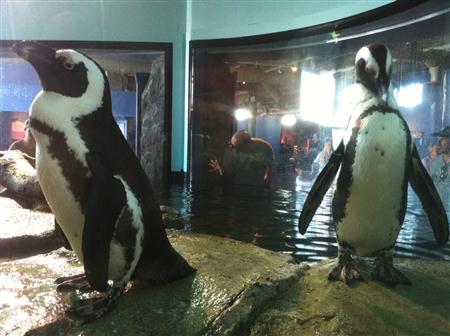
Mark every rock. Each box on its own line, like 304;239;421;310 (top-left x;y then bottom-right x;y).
0;197;59;258
0;150;48;211
160;205;187;229
0;195;187;256
140;55;168;192
2;232;302;336
250;258;450;336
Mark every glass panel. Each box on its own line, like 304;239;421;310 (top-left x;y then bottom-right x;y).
186;2;450;260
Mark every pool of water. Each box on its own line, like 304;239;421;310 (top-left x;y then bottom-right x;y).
160;182;450;262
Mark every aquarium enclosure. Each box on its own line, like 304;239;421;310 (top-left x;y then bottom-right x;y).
1;1;450;261
180;1;450;260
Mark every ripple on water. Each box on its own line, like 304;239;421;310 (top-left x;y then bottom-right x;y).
160;184;450;262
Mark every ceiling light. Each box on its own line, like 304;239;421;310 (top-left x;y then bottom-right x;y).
281;114;297;127
235;108;252;121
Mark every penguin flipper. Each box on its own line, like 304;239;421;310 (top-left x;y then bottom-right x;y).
409;145;449;245
83;153;127;292
299;140;344;234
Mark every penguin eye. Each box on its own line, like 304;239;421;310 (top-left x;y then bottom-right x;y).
58;56;75;70
63;61;75;70
365;65;378;78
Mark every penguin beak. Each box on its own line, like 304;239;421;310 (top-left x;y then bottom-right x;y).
379;85;388;104
12;40;56;69
377;74;390;104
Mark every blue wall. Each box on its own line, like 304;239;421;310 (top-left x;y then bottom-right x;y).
1;0;392;171
255;116;282;159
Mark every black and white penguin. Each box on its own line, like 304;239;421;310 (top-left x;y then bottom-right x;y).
12;41;195;320
299;44;449;287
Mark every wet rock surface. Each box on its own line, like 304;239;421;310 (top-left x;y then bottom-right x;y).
160;205;188;229
250;258;450;336
1;233;302;336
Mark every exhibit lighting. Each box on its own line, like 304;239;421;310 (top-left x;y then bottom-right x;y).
281;114;297;127
299;70;335;127
234;107;252;121
290;65;299;73
394;83;423;108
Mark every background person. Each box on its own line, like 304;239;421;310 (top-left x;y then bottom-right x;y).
427;126;450;211
209;130;274;187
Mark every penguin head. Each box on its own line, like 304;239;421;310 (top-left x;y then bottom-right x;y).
355;44;392;103
12;40;107;100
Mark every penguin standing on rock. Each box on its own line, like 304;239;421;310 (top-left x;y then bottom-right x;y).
299;44;449;287
12;41;195;321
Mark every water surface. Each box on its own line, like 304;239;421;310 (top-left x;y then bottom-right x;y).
160;182;450;262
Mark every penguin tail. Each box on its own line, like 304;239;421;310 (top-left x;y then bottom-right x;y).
134;245;196;284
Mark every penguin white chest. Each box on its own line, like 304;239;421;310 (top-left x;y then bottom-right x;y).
32;128;89;261
337;112;408;256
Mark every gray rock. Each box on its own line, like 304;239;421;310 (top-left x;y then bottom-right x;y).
160;205;187;229
0;150;48;211
2;232;302;336
250;258;450;336
140;55;168;192
0;197;58;258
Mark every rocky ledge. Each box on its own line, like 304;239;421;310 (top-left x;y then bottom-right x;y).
250;258;450;336
1;233;303;336
1;196;450;335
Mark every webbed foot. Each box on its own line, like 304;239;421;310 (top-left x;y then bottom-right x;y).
328;247;364;284
67;286;123;323
55;273;93;293
372;250;411;287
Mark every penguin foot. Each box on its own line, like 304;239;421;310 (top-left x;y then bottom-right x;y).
372;250;411;287
55;273;85;284
372;265;411;287
55;273;93;293
67;286;123;323
328;260;364;284
328;246;364;284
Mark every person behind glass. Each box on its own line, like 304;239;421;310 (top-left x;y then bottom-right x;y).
421;143;438;169
279;136;293;173
209;130;274;187
427;126;450;211
312;139;333;175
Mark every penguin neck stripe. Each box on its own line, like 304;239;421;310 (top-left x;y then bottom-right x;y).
29;117;90;209
359;105;399;120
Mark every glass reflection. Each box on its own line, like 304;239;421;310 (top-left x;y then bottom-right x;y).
187;3;450;261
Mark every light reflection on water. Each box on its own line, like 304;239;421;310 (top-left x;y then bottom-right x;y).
160;183;450;262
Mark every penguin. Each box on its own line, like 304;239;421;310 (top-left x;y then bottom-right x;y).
299;44;449;287
12;41;195;321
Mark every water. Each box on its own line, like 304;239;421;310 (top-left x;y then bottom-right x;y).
160;182;450;262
